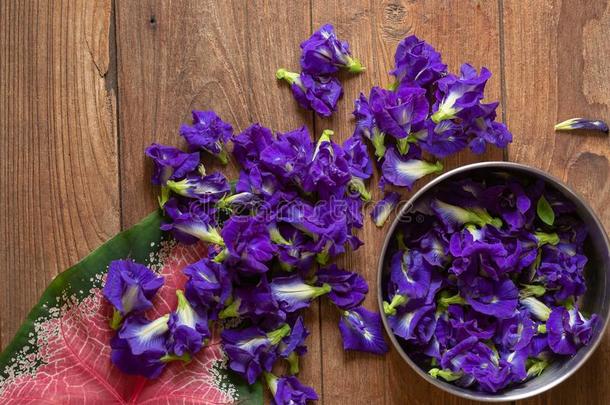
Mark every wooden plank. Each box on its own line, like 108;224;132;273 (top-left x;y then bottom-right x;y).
114;0;321;395
0;0;119;349
311;0;506;404
502;1;610;404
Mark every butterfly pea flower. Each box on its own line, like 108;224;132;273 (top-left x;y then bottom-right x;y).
161;199;224;246
168;290;210;356
232;123;275;170
390;35;447;89
270;275;331;313
389;249;432;300
547;306;598;355
144;143;200;186
278;316;309;374
221;324;291;384
431;199;502;231
300;23;364;75
537;244;587;301
343;134;373;180
219;280;284;323
264;373;318;405
496;310;536;351
103;260;164;329
369;85;429;140
165;172;230;203
303;130;351;198
183;258;231;318
447;305;497;340
480;181;531;230
388;303;436;345
353;93;386;159
276;69;343;118
179;110;232;164
418;120;469;159
371;192;400;227
461;277;519;319
338;306;389;355
316;264;368;310
260;126;313;185
463;102;513;154
381;146;443;189
221;215;277;274
431;64;491;123
555;117;609;133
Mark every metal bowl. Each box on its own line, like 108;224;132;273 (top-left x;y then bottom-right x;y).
377;161;610;402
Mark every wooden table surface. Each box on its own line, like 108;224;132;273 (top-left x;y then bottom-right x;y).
1;0;609;404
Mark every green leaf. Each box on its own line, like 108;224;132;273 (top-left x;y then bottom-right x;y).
537;195;555;226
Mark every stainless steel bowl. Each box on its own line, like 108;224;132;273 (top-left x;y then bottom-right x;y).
377;161;610;402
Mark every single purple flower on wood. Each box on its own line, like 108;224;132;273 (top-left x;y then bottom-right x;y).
265;373;319;405
303;130;351;198
338;306;389;355
103;260;164;329
419;120;469;159
555;117;609;133
300;23;364;75
270;274;331;313
144;143;200;186
390;35;447;89
343;134;373;180
232;123;275;170
316;264;368;310
276;69;343;118
381;146;443;189
179;110;232;164
353;92;386;159
166;172;230;203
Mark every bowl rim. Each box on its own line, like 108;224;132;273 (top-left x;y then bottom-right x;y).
376;161;610;402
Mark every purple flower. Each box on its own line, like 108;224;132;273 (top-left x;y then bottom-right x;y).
447;305;497;340
144;143;200;186
343;134;373;180
220;279;284;323
381;146;442;189
265;373;318;405
463;102;512;154
300;24;364;75
183;258;231;318
221;215;277;273
431;64;491;123
161;198;223;245
537;244;587;301
388;303;436;345
179;110;232;164
547;306;598;355
316;264;368;310
278;316;309;374
260;126;313;186
168;290;210;356
270;275;331;313
110;315;171;379
276;69;343;118
303;130;351;198
165;172;230;202
480;181;531;230
389;249;433;300
390;35;447;88
496;309;536;351
371;192;400;227
369;85;429;140
338;306;389;354
353;93;386;159
461;277;518;319
419;120;469;159
221;324;290;384
232;124;275;170
555;117;609;133
430;199;502;231
103;260;164;328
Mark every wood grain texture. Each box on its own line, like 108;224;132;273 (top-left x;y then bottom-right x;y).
0;0;119;349
311;1;506;404
503;1;610;404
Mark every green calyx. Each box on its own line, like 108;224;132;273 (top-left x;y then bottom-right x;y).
346;56;365;73
109;309;123;330
287;352;300;375
269;225;292;245
383;294;408;316
219;299;241;319
534;231;560;247
160;352;192;364
372;129;386;160
537;324;547;334
276;68;301;87
430;104;458;124
267;324;292;346
437;292;466;310
429;368;463;382
520;297;551;321
396;137;410;155
526;358;548;378
206;227;225;247
158;186;170;208
520;284;546;298
348;177;372;202
212;248;229;263
175;289;190;312
263;372;279;395
166;178;192;197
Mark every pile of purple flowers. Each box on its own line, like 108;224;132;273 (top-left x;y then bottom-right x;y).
276;24;364;117
103;107;389;403
383;173;598;393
